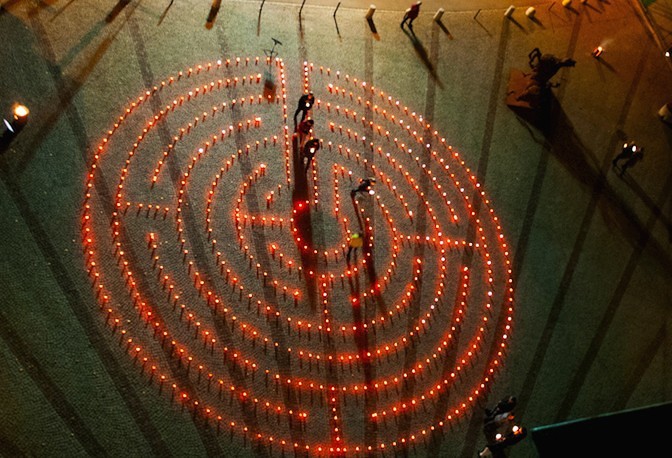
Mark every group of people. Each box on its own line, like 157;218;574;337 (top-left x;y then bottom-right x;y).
294;92;320;173
479;396;527;457
292;93;381;267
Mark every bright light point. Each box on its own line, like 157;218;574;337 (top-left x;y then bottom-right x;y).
13;104;29;118
82;60;516;452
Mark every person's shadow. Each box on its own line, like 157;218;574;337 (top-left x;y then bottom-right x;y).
402;27;442;87
290;134;319;311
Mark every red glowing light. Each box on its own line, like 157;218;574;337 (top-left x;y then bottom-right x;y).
82;57;514;455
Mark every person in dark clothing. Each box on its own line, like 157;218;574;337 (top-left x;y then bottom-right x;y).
618;149;643;177
401;1;421;30
350;177;376;198
612;142;643;177
480;395;526;456
302;138;321;173
294;93;315;128
297;118;314;137
484;396;517;423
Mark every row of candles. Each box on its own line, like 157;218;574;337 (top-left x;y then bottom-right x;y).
81;57;515;452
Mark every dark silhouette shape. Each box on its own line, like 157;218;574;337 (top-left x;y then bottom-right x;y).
507;48;576;111
401;1;421;30
293;93;314;128
158;0;174;26
367;17;378;37
480;395;526;456
205;0;221;29
296;118;314;137
515;94;672;273
616;148;643;178
290;133;318;310
350;177;376;198
302;138;320;173
105;0;131;23
402;29;443;87
256;0;265;35
435;19;453;38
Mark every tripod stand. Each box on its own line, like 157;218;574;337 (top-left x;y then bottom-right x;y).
263;38;282;67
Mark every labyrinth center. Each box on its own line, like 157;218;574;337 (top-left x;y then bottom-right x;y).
81;58;515;454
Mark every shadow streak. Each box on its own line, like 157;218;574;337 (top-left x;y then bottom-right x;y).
16;2;135;176
205;0;221;29
507;16;528;33
474;17;493;37
436;19;453;38
58;20;105;68
403;29;443;88
583;1;603;13
367;17;380;40
514;95;672;273
158;0;174;26
105;0;130;23
594;56;617;74
291;134;318;311
346;271;378;450
554;170;672;421
529;16;546;29
50;0;77;22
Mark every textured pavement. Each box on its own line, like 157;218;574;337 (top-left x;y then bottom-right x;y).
0;0;671;457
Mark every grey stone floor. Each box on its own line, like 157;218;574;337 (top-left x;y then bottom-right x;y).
0;0;670;457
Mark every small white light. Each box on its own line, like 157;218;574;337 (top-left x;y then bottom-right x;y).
3;118;14;133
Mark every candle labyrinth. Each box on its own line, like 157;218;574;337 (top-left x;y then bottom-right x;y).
81;57;515;456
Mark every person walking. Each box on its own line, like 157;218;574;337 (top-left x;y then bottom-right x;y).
618;148;643;177
401;1;421;30
612;142;643;177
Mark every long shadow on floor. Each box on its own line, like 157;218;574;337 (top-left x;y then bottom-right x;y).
402;28;443;89
513;95;672;275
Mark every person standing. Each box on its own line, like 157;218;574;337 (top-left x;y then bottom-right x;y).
296;118;314;136
401;1;421;30
302;138;321;173
346;232;364;265
294;93;315;128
